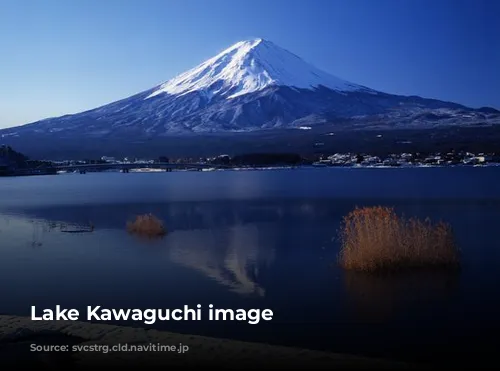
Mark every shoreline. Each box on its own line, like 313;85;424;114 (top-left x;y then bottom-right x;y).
55;163;500;172
0;163;494;177
0;315;418;369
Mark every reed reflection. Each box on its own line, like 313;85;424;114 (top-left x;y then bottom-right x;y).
343;270;460;323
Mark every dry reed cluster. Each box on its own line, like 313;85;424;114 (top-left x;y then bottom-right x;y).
338;206;460;272
126;214;167;237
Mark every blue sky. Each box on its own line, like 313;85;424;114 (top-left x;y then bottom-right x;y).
0;0;498;128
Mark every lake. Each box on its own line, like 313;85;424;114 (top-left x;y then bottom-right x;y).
1;167;499;367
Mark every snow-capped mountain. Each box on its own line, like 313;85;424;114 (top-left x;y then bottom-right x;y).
145;38;367;100
1;38;499;143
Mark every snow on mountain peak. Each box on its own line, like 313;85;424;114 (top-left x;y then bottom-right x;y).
145;38;364;100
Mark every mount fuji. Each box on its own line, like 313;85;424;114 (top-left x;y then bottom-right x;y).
1;38;499;158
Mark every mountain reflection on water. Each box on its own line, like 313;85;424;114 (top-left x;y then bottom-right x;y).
0;200;331;301
168;225;275;297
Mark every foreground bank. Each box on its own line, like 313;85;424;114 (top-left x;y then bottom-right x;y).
0;315;417;369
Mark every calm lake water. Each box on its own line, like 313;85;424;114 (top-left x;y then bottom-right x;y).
1;167;499;366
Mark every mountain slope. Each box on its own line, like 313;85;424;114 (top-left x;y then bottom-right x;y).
1;38;499;147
